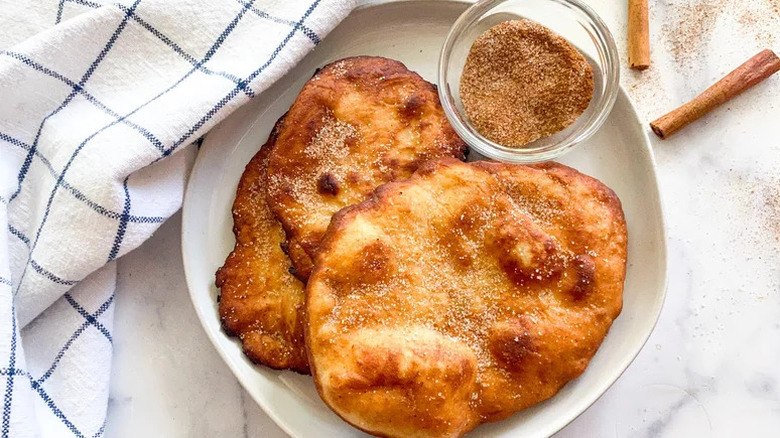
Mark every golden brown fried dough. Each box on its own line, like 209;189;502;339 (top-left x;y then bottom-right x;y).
284;238;314;281
216;119;309;374
266;56;467;277
306;159;627;437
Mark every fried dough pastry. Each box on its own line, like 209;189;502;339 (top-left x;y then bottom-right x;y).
306;159;627;437
266;56;467;277
215;119;309;374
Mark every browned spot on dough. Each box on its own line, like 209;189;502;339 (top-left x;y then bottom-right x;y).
491;218;562;286
400;94;425;119
361;240;390;274
304;118;321;142
438;204;485;269
489;319;539;372
385;158;401;171
348;349;404;389
341;341;475;392
318;173;340;196
570;254;595;300
452;204;479;233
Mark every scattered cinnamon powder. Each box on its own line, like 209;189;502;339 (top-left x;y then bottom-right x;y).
459;20;594;148
661;0;726;66
660;0;779;66
739;5;778;47
761;183;780;243
728;171;780;248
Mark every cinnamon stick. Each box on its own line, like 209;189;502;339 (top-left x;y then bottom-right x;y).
628;0;650;70
650;49;780;139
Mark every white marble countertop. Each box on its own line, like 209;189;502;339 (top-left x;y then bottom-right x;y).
103;0;780;436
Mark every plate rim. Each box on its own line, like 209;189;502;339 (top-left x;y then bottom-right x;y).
181;1;669;436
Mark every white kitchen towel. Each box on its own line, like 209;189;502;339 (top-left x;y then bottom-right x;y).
0;0;356;436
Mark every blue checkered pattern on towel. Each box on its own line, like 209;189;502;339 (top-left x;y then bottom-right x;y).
0;0;355;435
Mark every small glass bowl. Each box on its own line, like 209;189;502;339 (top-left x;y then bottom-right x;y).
438;0;620;163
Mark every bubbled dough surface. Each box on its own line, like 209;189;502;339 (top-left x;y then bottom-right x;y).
306;158;627;437
216;120;309;374
266;56;467;277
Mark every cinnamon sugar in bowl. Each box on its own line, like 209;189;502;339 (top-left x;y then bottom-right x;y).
438;0;619;163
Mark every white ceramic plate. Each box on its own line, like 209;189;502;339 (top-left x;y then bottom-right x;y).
182;1;667;436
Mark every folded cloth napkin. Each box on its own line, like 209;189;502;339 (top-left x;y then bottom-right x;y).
0;0;356;435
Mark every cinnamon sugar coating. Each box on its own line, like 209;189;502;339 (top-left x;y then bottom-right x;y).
306;159;627;437
266;56;467;277
215;118;309;374
460;20;594;147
